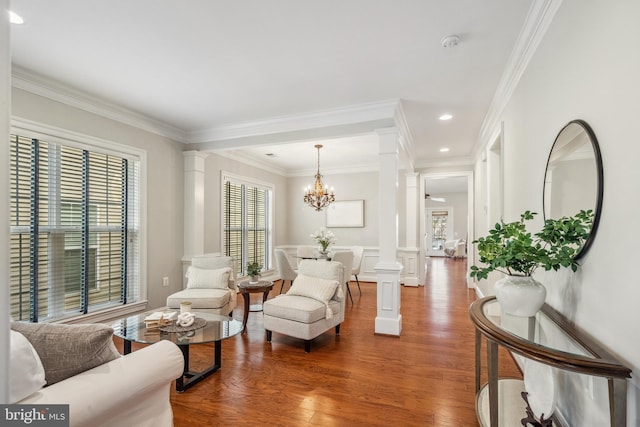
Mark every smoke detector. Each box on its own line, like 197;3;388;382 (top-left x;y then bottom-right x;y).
441;35;460;48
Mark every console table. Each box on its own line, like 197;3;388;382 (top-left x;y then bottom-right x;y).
469;296;631;426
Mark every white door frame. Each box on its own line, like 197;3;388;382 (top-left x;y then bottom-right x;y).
419;171;474;288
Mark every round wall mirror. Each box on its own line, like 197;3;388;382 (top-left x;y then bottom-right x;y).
543;120;603;259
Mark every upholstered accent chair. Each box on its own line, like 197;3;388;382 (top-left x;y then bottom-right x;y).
263;260;345;352
444;239;466;259
275;248;298;294
166;254;238;315
351;246;364;295
330;250;354;304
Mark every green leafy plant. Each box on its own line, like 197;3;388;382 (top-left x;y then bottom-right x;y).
246;261;262;277
470;210;594;280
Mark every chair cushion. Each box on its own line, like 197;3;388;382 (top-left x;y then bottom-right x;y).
9;330;45;403
11;322;121;386
167;288;230;309
286;274;340;319
264;295;340;324
186;266;232;289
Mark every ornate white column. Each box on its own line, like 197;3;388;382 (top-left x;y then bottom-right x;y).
403;172;420;287
374;128;403;336
183;151;208;259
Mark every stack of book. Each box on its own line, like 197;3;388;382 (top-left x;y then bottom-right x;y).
144;311;177;329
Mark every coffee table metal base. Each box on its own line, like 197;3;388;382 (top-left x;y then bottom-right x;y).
123;339;222;392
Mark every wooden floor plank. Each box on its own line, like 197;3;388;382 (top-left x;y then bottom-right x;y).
115;257;521;426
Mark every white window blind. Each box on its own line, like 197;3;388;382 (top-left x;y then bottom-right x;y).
9;134;141;322
223;177;271;276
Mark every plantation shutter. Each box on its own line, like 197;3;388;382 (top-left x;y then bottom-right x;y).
223;178;270;276
224;181;243;276
9;134;140;322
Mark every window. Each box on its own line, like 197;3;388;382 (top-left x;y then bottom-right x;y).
9;132;141;322
223;174;272;276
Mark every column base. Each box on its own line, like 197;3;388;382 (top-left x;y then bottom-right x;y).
375;314;402;336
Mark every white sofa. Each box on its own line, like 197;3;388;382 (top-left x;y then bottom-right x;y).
18;340;183;427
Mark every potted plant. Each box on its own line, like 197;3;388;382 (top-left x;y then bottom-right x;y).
310;228;336;259
470;210;593;316
246;261;262;284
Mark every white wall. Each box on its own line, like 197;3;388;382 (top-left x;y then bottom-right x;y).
285;171;379;247
11;88;186;310
493;0;640;424
1;0;11;403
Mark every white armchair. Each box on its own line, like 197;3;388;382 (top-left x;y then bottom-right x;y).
444;239;466;259
263;260;345;352
166;254;238;315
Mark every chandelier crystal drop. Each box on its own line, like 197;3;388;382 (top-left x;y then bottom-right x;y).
303;144;335;211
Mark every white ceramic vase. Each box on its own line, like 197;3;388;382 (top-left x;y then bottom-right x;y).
494;275;546;317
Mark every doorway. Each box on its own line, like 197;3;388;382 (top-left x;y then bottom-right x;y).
419;172;474;287
426;207;453;256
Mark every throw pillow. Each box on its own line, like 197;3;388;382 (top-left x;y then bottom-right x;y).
11;322;121;386
287;274;340;319
9;330;46;403
186;266;232;289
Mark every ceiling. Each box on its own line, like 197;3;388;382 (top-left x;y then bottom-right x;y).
9;0;533;174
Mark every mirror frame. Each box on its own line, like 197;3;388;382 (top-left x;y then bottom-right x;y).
543;119;603;260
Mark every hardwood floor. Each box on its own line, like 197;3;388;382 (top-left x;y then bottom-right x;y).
120;257;521;426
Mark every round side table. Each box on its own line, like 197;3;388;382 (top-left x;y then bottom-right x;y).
237;280;274;334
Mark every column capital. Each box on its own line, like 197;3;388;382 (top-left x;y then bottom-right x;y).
375;127;399;154
183;150;208;172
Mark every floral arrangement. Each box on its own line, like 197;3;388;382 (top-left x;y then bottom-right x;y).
310;228;336;253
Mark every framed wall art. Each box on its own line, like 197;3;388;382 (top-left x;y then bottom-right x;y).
326;200;364;228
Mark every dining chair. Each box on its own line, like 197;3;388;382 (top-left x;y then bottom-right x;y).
275;249;298;294
351;246;364;295
330;250;354;304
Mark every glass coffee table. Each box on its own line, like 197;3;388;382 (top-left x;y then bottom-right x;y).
112;311;243;392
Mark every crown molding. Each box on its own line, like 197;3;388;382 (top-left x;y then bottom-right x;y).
11;66;188;142
187;99;402;143
474;0;564;159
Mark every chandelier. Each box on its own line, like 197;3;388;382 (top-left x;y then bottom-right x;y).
303;144;335;211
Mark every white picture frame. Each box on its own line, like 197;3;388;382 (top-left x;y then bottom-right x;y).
326;200;364;228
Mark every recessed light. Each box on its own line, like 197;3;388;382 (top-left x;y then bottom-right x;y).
9;11;24;25
440;148;450;153
439;114;453;121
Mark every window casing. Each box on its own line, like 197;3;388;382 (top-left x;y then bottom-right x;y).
9;131;142;322
222;174;272;277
